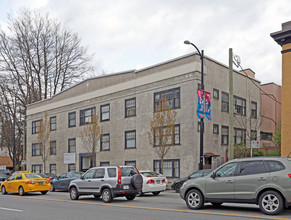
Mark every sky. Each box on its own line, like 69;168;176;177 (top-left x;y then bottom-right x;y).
0;0;290;85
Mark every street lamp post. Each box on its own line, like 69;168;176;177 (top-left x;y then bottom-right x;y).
184;40;204;170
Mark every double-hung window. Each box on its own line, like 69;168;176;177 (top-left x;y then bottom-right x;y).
125;130;136;149
50;141;56;155
234;96;246;116
101;104;110;121
50;116;56;131
234;128;246;144
32;120;42;134
68;138;76;153
101;134;110;151
221;126;229;145
221;92;229;112
125;98;136;117
32;143;41;156
153;159;180;178
154;88;180;111
251;101;257;118
154;125;180;146
80;107;95;126
68;112;76;127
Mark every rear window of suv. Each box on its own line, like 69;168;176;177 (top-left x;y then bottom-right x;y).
120;166;138;176
265;160;285;172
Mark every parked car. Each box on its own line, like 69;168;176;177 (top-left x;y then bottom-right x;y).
171;169;212;193
69;165;143;203
180;157;291;215
0;170;11;184
50;172;83;192
1;173;51;196
138;170;167;196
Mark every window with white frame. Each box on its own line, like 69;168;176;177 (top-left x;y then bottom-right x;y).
101;134;110;151
101;104;110;121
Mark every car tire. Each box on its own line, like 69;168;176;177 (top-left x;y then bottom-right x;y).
41;191;48;195
259;190;284;215
211;202;223;207
19;186;25;196
125;194;136;200
1;186;7;195
175;183;182;193
131;174;143;190
152;191;160;196
50;184;55;192
102;188;113;203
185;189;204;210
69;187;79;200
94;195;101;199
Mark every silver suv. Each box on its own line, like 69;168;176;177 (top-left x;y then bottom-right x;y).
180;157;291;215
69;166;142;203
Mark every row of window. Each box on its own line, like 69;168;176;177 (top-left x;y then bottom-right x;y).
32;127;181;156
31;159;180;178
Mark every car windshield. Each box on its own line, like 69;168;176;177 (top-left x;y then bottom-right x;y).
140;171;160;177
120;167;138;176
25;174;43;179
73;172;83;177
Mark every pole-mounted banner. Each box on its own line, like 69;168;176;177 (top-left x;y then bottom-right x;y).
197;89;212;120
205;92;212;120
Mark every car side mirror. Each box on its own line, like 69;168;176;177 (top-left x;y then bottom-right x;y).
210;172;216;179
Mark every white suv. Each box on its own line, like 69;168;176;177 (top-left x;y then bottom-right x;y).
69;166;142;203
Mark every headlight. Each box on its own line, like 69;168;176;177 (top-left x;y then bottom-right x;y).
181;181;188;189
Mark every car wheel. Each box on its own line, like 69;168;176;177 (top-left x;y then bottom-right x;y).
211;202;223;207
1;186;7;195
50;184;55;192
41;191;48;195
125;194;136;200
94;195;101;199
175;183;182;193
152;191;160;196
102;188;113;203
185;189;204;210
19;186;25;196
69;187;79;200
259;190;284;215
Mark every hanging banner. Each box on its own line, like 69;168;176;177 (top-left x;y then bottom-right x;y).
205;92;212;120
197;89;204;119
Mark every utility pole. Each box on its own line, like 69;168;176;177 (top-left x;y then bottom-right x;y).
228;48;234;161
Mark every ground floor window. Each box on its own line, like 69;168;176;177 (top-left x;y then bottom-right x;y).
100;161;110;166
32;164;42;173
50;164;56;174
153;159;180;178
68;164;76;172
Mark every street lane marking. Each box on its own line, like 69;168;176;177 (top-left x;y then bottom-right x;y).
1;195;291;220
0;207;23;212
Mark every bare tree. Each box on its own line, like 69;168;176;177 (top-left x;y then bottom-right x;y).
80;114;102;167
37;112;51;173
0;9;94;166
148;94;177;174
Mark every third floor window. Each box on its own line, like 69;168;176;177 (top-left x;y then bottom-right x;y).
80;107;95;126
125;98;136;117
101;104;110;122
234;96;246;116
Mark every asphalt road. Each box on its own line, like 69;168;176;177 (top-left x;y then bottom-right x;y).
0;190;291;220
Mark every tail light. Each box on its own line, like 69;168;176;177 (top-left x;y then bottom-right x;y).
147;179;155;184
117;168;122;184
27;180;35;184
288;174;291;178
162;179;166;183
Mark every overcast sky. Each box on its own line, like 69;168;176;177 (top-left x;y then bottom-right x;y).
0;0;290;85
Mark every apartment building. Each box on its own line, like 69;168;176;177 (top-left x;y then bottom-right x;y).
26;53;261;179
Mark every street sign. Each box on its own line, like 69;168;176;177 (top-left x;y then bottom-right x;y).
251;140;260;149
64;153;75;164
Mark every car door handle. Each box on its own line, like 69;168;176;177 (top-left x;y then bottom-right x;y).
257;177;266;181
226;180;234;183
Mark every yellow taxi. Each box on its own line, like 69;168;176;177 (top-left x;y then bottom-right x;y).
1;172;51;196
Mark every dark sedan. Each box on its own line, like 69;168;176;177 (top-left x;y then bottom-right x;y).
50;172;83;191
171;169;212;193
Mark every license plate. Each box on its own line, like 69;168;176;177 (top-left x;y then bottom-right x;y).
156;180;160;184
123;185;129;189
38;182;44;185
